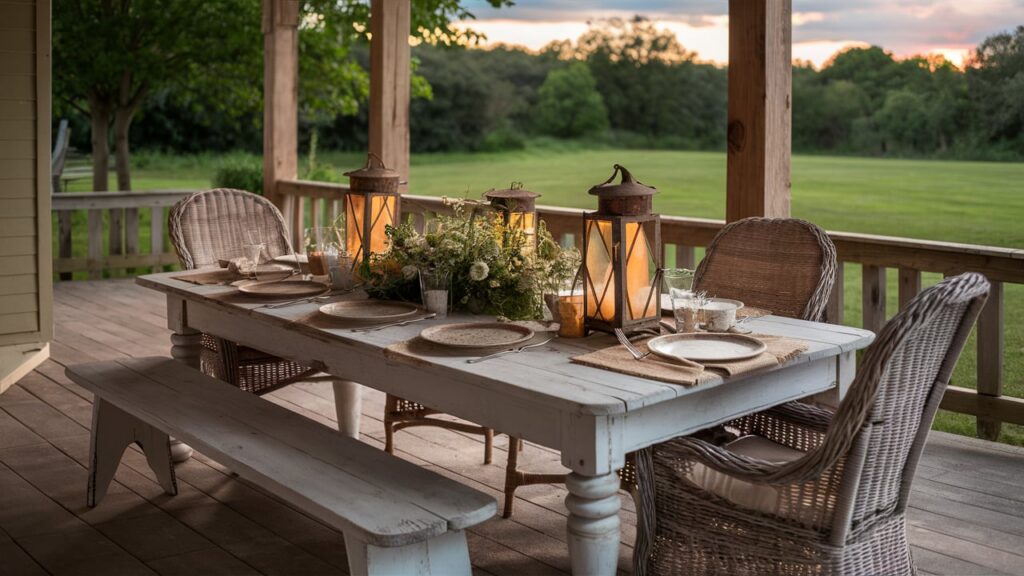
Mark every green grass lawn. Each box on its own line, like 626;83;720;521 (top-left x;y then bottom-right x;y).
59;147;1024;444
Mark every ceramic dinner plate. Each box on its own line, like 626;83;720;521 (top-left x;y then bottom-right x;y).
319;300;420;321
236;279;328;299
647;333;767;362
660;295;744;313
420;323;535;348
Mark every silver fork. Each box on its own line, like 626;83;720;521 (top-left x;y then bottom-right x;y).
614;328;651;360
614;328;703;369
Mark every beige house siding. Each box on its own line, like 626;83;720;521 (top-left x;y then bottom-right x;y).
0;0;52;392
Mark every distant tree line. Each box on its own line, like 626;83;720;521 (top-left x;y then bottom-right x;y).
59;15;1024;171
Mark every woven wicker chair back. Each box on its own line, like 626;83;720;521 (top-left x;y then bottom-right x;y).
169;188;293;270
827;272;988;532
694;217;837;321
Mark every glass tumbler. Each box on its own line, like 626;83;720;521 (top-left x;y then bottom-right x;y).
419;268;452;318
304;226;344;277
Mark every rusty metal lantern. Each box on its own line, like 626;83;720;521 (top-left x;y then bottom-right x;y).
484;182;540;250
343;153;401;263
582;164;662;334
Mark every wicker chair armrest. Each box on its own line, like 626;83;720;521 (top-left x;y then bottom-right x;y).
727;401;834;453
657;433;843;486
732;400;834;433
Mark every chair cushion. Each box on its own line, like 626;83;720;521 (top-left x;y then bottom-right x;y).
686;435;804;515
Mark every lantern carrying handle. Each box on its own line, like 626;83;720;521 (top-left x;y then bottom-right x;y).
597;164;646;187
364;152;388;169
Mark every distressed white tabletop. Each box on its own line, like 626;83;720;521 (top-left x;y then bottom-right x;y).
138;271;874;576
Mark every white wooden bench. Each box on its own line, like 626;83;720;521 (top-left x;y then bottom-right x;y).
66;356;496;576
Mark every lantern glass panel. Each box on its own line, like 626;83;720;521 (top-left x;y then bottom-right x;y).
585;218;615;322
624;221;658;320
346;193;397;261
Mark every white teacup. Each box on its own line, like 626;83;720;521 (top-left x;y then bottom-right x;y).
702;300;742;332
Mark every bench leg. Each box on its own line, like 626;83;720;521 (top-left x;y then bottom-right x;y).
88;399;178;507
343;531;471;576
332;379;362;438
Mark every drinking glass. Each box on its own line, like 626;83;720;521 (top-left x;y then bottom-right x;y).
662;268;695;300
304;226;344;277
557;291;586;338
419;268;451;318
241;243;264;279
672;291;708;333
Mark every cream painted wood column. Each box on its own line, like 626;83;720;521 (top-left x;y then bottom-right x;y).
369;0;411;182
726;0;792;221
263;0;299;209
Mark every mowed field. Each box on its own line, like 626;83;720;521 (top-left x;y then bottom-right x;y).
60;148;1024;443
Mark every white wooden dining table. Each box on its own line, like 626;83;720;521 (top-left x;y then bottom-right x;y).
138;271;875;576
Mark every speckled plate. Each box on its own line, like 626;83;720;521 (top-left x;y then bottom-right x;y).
236;280;328;299
319;300;420;321
647;333;766;362
419;323;535;349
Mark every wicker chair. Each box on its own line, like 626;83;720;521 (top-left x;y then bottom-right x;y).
384;396;494;464
694;217;837;321
501;217;838;518
169;188;317;395
633;272;990;576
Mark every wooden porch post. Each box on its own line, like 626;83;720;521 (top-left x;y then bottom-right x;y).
369;0;411;183
263;0;299;208
726;0;792;221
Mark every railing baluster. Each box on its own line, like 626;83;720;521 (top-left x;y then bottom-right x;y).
825;262;844;325
151;207;164;270
862;265;886;333
87;209;102;280
675;245;696;269
109;207;124;272
125;207;139;273
58;211;72;281
898;268;921;309
310;197;321;230
977;280;1004;441
292;197;305;249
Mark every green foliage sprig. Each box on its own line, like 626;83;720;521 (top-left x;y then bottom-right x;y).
360;199;580;320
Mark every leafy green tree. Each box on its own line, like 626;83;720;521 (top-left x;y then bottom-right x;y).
53;0;509;191
54;0;261;191
967;25;1024;154
532;63;609;138
876;90;931;153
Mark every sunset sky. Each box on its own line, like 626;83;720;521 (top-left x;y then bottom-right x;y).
459;0;1024;68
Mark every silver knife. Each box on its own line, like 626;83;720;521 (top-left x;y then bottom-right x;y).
352;313;437;332
466;337;555;364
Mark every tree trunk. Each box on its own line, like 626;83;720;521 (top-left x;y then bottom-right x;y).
113;107;133;191
88;95;111;192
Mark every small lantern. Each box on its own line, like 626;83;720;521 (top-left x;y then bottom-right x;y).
582;164;662;334
484;182;540;251
343;153;402;263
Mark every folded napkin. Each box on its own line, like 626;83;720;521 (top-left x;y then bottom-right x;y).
570;334;808;387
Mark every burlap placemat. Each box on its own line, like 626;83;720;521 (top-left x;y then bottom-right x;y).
570;334;808;387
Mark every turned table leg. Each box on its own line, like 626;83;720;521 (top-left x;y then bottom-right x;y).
565;471;621;576
332;379;362;438
167;328;199;463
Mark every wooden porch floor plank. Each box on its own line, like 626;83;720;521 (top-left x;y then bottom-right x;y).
0;526;49;576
